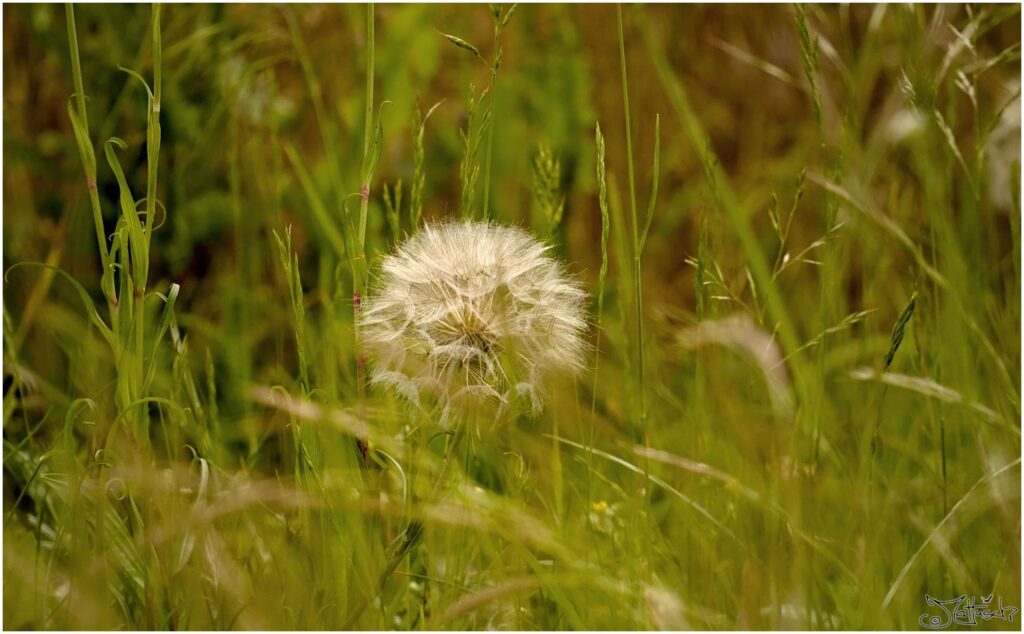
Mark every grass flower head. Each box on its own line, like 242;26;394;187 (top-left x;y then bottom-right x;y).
359;221;587;420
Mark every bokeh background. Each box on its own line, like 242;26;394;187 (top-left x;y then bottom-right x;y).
4;3;1021;630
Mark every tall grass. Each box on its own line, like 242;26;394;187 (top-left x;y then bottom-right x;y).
3;4;1020;630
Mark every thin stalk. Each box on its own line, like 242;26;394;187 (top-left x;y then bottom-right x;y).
585;124;612;619
589;122;611;511
65;4;113;306
354;4;375;408
868;291;916;518
481;23;499;221
357;4;374;255
66;5;89;143
362;5;374;163
939;417;948;515
133;285;145;437
914;287;948;517
136;4;162;439
145;4;162;238
617;6;647;449
618;9;655;579
866;384;889;512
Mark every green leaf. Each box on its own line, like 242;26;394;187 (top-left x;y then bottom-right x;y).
360;101;389;185
118;65;154;102
143;282;180;392
639;114;660;254
104;138;149;286
66;100;96;176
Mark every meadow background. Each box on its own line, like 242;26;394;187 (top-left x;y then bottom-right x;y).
3;3;1021;630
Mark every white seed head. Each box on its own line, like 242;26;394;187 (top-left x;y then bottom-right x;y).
359;221;587;420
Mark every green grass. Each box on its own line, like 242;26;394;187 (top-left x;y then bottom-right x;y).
3;3;1021;630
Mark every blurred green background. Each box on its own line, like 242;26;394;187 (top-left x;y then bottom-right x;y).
3;3;1021;630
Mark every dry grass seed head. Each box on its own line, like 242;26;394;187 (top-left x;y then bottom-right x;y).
359;221;588;422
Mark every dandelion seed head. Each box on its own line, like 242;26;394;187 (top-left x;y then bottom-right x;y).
359;221;587;420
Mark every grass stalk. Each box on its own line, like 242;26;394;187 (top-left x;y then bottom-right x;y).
480;5;513;220
410;100;442;232
589;122;611;464
616;4;647;449
65;4;114;308
136;4;162;438
584;123;612;618
354;4;376;409
867;291;917;508
362;5;374;165
480;40;497;221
